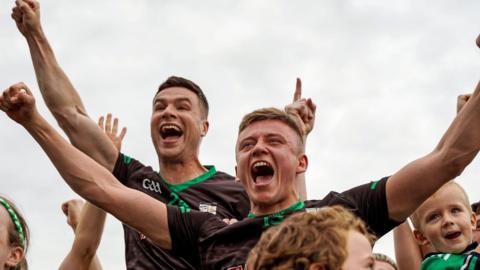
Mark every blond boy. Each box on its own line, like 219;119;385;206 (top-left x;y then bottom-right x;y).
411;181;479;269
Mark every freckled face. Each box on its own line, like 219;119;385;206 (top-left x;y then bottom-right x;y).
343;230;374;270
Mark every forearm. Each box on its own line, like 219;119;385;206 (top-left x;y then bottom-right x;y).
23;115;171;248
24;31;118;170
394;222;423;270
387;82;480;221
25;30;86;113
60;202;105;270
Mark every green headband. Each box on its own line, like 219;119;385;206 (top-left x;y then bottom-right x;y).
0;198;25;247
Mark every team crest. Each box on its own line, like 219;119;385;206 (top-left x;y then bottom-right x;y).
199;202;217;215
305;207;320;213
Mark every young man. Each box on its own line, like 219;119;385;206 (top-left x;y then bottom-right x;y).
410;182;480;269
3;79;480;269
10;1;315;269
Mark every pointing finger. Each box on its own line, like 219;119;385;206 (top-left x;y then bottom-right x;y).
293;78;302;101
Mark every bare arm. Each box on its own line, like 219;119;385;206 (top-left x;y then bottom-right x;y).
386;81;480;221
0;83;172;250
11;0;118;170
59;115;126;270
393;222;423;270
59;201;105;270
284;78;316;200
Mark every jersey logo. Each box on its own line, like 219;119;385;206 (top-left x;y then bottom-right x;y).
306;207;320;213
199;203;217;215
142;178;162;194
227;266;244;270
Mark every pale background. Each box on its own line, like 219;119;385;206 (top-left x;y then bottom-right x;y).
0;0;479;268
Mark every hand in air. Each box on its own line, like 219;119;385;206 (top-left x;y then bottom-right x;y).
0;82;37;124
11;0;41;37
284;78;316;137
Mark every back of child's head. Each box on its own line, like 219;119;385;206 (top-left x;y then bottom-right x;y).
246;205;375;270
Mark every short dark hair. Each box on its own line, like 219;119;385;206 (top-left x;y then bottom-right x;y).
472;201;480;214
156;76;209;118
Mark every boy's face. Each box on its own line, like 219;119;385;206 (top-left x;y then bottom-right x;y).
342;230;374;270
414;184;476;253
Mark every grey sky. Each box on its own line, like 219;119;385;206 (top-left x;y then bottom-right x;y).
1;0;479;268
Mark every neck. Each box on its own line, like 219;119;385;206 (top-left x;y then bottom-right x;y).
158;157;207;185
250;194;299;216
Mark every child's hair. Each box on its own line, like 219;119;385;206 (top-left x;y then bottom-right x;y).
373;253;398;270
410;180;471;230
0;196;29;270
246;205;375;270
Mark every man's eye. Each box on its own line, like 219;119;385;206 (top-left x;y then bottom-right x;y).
241;143;254;150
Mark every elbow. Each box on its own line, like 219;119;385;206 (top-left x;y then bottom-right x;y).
50;106;87;133
433;146;478;180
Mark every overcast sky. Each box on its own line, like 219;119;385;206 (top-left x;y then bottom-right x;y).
1;0;479;268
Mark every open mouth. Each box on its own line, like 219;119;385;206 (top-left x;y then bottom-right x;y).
251;161;274;185
444;231;461;240
160;124;183;140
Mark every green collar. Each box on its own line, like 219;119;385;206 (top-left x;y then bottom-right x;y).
159;165;217;193
248;200;305;228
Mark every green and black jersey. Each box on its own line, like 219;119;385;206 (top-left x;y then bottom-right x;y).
421;242;480;270
168;177;399;270
113;153;250;270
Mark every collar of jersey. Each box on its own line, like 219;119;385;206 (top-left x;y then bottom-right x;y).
247;200;305;219
159;165;217;193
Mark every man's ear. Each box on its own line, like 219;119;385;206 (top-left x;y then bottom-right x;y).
413;229;429;246
470;212;477;230
200;120;209;137
296;154;308;174
5;246;23;268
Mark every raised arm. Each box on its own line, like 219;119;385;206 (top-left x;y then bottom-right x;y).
284;78;316;200
11;0;118;170
393;221;423;270
0;83;172;250
59;115;126;270
386;81;480;221
59;200;105;270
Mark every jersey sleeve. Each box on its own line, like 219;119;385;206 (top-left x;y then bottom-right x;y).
340;177;400;237
112;153;144;185
421;252;480;270
167;205;226;267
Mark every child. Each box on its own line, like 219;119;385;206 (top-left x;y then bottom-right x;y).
246;205;376;270
0;196;29;270
411;181;479;269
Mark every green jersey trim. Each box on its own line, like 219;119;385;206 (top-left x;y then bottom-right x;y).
370;180;379;190
123;155;133;165
248;200;305;228
159;165;217;193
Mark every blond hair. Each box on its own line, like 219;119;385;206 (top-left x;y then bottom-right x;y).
246;206;375;270
238;107;305;144
410;181;471;230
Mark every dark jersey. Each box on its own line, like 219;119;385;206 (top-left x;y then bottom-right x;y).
113;153;250;270
168;177;400;270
